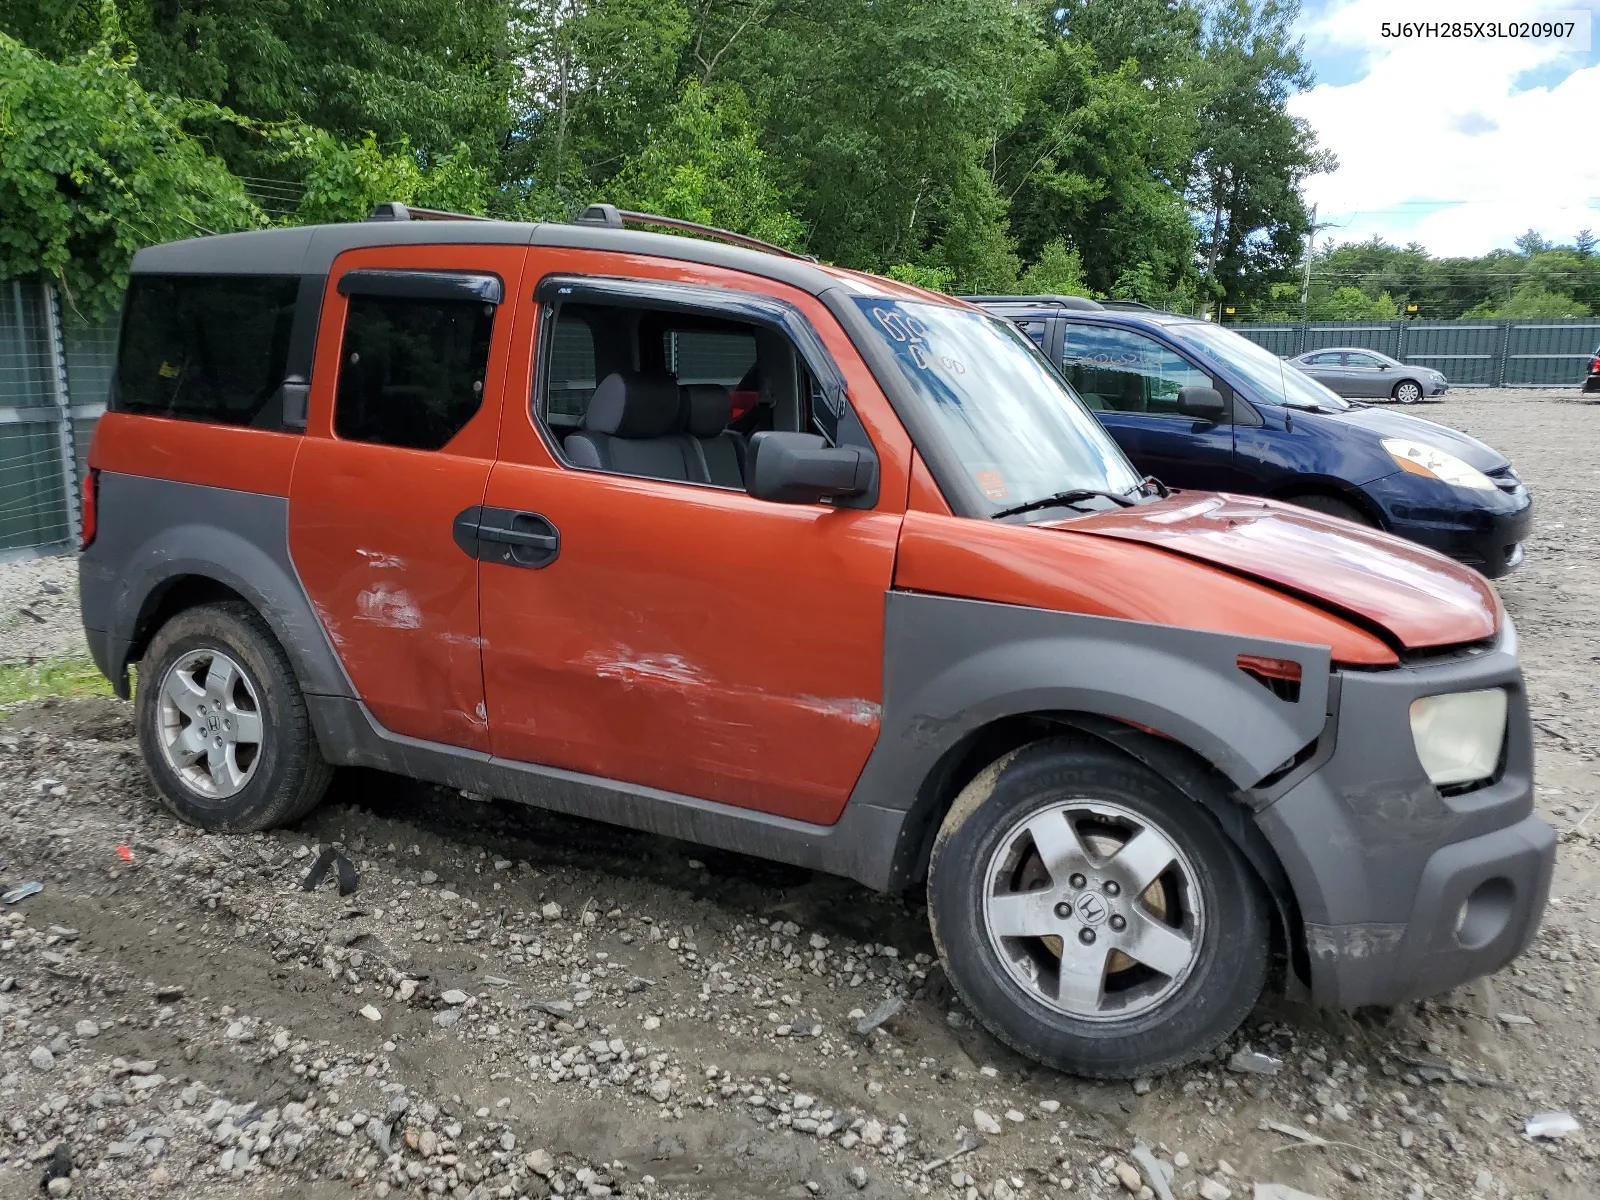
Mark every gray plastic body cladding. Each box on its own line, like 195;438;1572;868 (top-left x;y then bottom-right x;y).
307;696;910;890
1253;621;1554;1007
78;473;353;700
860;591;1331;802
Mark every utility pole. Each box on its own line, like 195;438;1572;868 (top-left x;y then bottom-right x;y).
1299;203;1335;324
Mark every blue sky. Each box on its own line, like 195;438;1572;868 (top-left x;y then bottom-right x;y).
1289;0;1599;256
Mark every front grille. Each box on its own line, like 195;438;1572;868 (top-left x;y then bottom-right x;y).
1485;465;1522;495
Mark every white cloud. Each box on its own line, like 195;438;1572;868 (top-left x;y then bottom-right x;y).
1290;0;1600;255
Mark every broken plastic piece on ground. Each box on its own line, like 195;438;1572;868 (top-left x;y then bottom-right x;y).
300;847;358;896
116;844;135;863
40;1141;71;1186
1228;1050;1283;1076
1525;1111;1580;1138
2;882;43;904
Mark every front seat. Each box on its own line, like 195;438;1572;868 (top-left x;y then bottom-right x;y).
564;372;697;481
681;384;747;488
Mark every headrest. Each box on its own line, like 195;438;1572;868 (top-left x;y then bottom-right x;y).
584;372;681;438
681;384;733;438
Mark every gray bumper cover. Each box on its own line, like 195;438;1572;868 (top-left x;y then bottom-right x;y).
1254;620;1555;1008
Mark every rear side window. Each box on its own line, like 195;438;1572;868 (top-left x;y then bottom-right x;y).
115;275;299;425
546;313;597;427
334;295;494;451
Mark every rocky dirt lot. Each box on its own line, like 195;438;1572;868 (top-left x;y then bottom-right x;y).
1;387;1598;1200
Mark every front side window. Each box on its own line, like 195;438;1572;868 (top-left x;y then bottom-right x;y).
115;274;299;426
334;296;494;450
853;298;1142;513
1345;352;1383;368
1060;325;1213;416
1167;321;1351;412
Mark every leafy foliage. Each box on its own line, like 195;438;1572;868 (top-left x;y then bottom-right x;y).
605;81;803;248
4;0;1347;313
291;132;490;225
0;32;261;315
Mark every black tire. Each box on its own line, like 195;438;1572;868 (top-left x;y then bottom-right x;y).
1285;492;1372;526
1391;379;1423;404
928;738;1269;1078
136;601;332;831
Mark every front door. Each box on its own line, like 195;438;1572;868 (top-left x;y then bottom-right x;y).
477;255;907;824
1341;351;1390;397
289;246;527;750
1060;323;1238;492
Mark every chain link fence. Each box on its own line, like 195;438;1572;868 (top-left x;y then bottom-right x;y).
1231;317;1600;387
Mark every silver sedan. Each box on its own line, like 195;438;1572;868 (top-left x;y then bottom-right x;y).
1288;347;1449;403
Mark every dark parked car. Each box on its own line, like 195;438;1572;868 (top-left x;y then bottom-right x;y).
1586;344;1600;393
1289;347;1448;403
975;297;1532;576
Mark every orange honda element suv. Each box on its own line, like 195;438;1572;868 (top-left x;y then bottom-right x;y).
80;203;1554;1078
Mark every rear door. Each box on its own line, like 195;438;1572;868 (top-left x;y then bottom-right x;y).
1060;322;1240;491
289;246;527;750
1300;350;1347;392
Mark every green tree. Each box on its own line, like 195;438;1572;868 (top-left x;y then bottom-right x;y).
290;132;490;225
1316;286;1397;320
0;32;261;314
606;81;802;247
1019;238;1098;297
1189;0;1332;312
1465;283;1590;319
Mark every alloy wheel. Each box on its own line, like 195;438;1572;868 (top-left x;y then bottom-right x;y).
981;799;1204;1021
157;649;265;800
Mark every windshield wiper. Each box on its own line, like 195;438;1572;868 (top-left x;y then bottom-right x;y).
991;487;1138;520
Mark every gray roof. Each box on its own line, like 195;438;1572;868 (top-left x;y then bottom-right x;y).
130;219;842;298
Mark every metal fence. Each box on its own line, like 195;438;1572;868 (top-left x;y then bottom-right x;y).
1231;317;1600;387
0;280;112;561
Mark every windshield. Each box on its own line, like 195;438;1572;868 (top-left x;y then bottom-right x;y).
853;298;1143;514
1166;321;1351;411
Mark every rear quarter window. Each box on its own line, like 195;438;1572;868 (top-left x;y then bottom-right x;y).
114;275;299;426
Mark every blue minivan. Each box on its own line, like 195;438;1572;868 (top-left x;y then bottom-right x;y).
973;297;1533;577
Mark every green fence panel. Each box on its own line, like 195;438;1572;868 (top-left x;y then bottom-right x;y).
1233;317;1598;387
1396;321;1500;386
1504;321;1600;387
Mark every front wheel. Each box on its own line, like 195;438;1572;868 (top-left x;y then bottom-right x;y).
1392;379;1423;404
928;738;1269;1078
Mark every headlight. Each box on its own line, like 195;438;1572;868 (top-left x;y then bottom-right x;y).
1410;689;1508;787
1382;438;1496;490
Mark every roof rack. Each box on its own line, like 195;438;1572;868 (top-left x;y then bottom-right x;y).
367;201;492;223
575;203;816;261
961;294;1105;312
1098;299;1155;311
366;200;816;262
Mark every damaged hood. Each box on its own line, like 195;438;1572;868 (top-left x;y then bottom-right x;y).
1047;494;1501;650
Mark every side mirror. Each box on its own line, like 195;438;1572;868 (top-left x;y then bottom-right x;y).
1175;385;1227;421
746;431;876;504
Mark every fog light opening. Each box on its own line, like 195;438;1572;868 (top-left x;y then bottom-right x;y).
1454;876;1515;950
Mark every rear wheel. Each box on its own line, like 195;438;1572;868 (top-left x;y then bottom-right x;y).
928;738;1269;1078
137;601;332;831
1392;379;1423;404
1286;492;1372;526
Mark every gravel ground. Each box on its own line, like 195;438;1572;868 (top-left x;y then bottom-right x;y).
0;555;88;664
1;387;1597;1200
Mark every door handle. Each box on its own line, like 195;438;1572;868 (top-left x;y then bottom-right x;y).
453;506;561;569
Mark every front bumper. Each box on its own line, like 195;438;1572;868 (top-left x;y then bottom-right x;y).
1365;469;1533;577
1254;620;1555;1009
